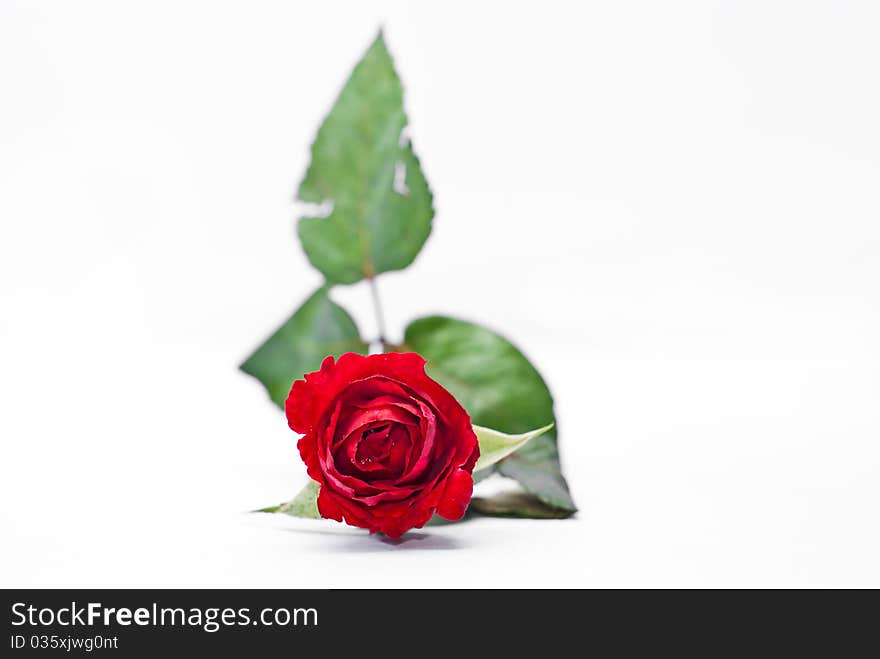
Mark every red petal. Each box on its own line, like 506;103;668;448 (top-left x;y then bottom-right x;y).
437;469;474;521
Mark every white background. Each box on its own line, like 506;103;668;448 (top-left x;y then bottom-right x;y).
2;0;879;588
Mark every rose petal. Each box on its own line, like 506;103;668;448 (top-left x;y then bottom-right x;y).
436;469;474;521
287;352;480;538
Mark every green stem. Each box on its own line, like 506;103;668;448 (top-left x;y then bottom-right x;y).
367;276;389;351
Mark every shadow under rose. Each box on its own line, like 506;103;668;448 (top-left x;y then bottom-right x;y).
279;526;465;552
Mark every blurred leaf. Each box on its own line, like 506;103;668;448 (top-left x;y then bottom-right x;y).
255;480;320;518
470;491;574;519
403;316;576;513
297;31;433;284
473;423;553;473
495;434;577;513
240;287;368;407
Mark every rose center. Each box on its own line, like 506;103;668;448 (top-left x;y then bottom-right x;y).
355;424;393;466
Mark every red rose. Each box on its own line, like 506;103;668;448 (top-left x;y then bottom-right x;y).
285;352;480;539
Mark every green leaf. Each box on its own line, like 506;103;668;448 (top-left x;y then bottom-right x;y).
240;287;368;407
255;480;321;519
473;423;554;473
470;491;574;519
403;316;577;512
493;435;577;513
297;31;433;284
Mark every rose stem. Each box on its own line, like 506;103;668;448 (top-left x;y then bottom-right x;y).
367;275;389;352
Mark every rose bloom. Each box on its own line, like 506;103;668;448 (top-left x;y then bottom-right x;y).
286;352;480;538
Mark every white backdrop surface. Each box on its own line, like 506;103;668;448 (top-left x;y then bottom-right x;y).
2;0;879;587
